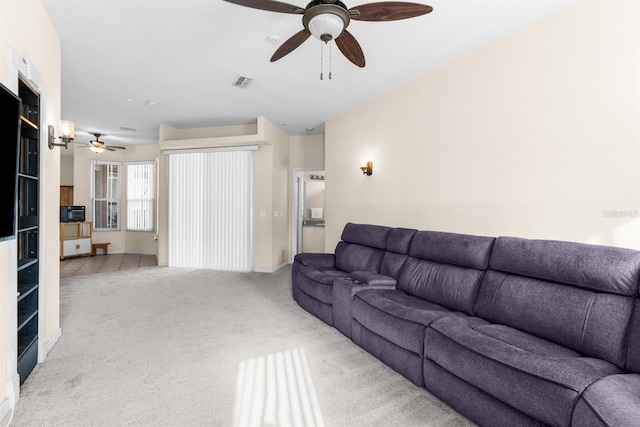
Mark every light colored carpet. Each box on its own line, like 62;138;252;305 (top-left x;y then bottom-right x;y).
6;266;474;427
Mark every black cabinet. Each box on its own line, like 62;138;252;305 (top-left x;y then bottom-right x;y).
17;78;39;385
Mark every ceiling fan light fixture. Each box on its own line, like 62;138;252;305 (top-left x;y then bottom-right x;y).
89;145;105;153
308;13;344;42
303;3;350;43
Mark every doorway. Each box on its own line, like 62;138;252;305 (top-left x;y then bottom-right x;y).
291;169;326;262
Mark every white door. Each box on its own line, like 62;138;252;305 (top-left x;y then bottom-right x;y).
63;239;78;256
77;238;91;254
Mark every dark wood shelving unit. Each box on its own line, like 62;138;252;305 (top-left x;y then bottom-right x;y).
17;78;40;385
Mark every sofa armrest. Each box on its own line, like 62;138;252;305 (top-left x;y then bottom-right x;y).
294;253;336;268
351;271;397;287
572;373;640;427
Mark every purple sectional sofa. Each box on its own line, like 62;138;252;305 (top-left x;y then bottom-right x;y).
291;223;640;427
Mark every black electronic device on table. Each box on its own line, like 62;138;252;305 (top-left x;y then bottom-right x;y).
60;205;86;222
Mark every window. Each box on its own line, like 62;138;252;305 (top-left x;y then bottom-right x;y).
127;162;156;231
91;161;121;231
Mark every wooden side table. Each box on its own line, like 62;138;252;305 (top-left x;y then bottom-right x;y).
92;242;110;256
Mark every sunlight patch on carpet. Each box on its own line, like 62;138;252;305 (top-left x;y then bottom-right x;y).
234;348;324;427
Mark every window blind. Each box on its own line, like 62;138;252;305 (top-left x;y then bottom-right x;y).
168;149;255;271
127;162;156;231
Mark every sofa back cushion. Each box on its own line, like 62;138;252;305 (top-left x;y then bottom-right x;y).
409;231;495;270
335;242;385;273
396;231;495;314
476;237;640;368
334;223;391;273
341;222;390;249
489;237;640;296
386;227;417;254
380;228;417;278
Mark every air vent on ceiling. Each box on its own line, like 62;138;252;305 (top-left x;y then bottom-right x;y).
120;126;137;132
232;75;253;89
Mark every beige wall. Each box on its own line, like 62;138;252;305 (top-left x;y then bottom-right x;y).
325;0;640;251
72;143;159;255
0;0;61;407
59;153;74;186
289;135;325;169
267;120;290;268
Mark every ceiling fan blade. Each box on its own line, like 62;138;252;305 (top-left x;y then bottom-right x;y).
108;145;127;150
349;2;433;21
105;147;117;152
271;29;311;62
335;30;366;68
223;0;304;14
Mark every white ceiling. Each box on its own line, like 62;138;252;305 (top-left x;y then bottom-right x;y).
40;0;575;147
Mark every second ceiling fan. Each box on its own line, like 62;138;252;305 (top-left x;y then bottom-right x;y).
76;133;126;153
224;0;433;68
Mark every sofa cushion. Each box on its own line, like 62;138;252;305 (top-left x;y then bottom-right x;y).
293;252;335;268
423;359;548;427
340;222;390;249
352;289;462;355
409;231;495;270
378;228;417;278
396;257;485;315
351;319;425;386
475;269;635;368
334;241;385;273
297;265;349;303
295;284;333;325
571;374;640;427
380;251;410;279
425;316;624;427
386;227;417;254
332;277;397;338
490;236;640;296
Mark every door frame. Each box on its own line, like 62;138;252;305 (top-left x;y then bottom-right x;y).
290;168;325;263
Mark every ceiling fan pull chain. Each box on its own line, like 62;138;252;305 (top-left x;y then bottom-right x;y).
320;41;324;80
329;42;332;80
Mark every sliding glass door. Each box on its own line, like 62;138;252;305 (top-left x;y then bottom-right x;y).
168;148;255;271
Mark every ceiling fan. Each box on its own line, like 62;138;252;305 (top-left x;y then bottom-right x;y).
223;0;433;68
76;133;126;153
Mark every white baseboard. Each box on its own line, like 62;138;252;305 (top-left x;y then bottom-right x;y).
254;262;290;273
157;262;289;272
0;397;10;424
2;371;19;423
45;328;62;356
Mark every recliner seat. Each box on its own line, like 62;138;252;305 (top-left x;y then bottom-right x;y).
423;237;640;427
292;222;391;325
350;230;495;386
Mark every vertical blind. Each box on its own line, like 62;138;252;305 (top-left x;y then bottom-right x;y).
127;162;156;231
168;149;255;271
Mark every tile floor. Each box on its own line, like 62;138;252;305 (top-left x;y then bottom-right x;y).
60;253;158;278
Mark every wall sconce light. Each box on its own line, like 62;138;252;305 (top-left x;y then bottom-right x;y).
48;120;74;149
360;161;373;176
